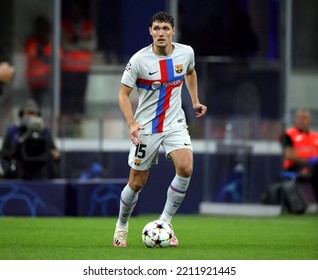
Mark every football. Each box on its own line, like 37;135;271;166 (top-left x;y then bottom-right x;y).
142;220;172;248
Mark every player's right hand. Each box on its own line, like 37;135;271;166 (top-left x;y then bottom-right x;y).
129;122;144;145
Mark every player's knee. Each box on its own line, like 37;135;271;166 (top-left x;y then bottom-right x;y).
177;165;192;178
129;180;145;192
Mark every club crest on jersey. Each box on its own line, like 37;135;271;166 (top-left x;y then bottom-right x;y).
175;64;183;74
134;158;141;166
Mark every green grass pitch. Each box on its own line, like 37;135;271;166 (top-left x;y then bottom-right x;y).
0;214;317;260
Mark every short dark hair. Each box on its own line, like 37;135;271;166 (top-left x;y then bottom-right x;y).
149;11;174;28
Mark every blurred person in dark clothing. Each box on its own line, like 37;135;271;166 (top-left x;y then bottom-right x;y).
25;16;52;107
0;99;61;179
60;1;96;116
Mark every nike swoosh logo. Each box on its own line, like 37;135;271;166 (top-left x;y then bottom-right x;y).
184;143;191;146
149;71;158;75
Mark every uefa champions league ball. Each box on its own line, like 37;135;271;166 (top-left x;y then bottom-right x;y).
142;220;172;248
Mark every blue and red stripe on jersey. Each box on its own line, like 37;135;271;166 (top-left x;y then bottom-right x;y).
136;58;184;133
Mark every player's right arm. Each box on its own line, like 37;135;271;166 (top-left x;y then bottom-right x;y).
118;84;143;145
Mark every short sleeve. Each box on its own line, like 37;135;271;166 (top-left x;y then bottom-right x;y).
121;55;139;88
281;133;293;148
187;46;195;72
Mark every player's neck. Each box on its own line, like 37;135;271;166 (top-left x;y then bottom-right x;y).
152;44;174;56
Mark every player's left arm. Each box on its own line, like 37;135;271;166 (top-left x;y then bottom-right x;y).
185;68;207;118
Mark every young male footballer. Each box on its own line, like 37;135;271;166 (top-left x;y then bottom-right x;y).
113;11;207;247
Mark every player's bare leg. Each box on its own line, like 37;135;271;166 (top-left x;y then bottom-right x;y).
113;169;149;247
160;149;193;247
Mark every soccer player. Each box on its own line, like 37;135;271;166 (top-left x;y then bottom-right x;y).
113;11;207;247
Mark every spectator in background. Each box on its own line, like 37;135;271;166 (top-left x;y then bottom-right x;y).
60;1;96;123
0;61;14;95
0;99;61;179
25;16;52;107
280;109;318;202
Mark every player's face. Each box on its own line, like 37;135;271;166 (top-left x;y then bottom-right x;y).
294;110;311;132
149;21;175;48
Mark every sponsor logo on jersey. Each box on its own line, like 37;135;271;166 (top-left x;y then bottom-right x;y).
149;71;158;75
151;81;161;90
175;64;183;74
164;79;183;87
151;79;183;90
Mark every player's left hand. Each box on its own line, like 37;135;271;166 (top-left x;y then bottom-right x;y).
193;104;207;118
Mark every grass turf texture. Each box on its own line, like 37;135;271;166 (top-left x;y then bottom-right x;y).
0;214;317;260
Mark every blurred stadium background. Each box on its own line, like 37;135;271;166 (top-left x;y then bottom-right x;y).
0;0;318;216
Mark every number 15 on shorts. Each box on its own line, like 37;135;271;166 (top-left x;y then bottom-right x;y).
134;143;147;166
